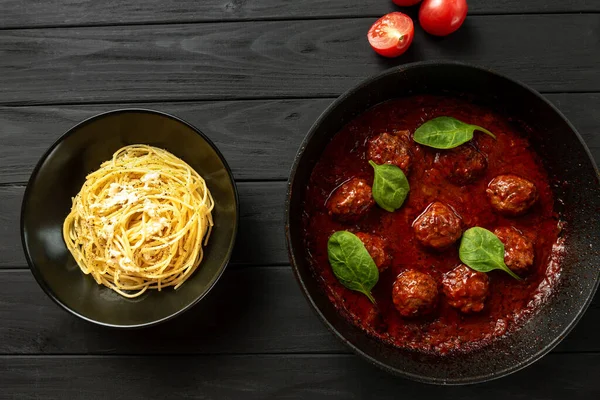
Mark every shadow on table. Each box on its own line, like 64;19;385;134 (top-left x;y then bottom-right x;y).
83;266;266;353
372;18;480;70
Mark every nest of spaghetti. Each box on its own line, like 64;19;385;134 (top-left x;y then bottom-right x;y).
63;144;214;298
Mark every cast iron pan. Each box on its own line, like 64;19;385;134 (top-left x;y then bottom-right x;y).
285;62;600;384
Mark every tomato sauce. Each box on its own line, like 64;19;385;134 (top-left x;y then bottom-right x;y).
302;95;564;354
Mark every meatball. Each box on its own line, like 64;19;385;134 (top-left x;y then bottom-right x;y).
435;144;487;185
442;264;490;313
367;131;412;172
486;174;538;216
327;178;375;221
413;202;462;250
355;232;391;272
392;270;439;317
494;227;535;275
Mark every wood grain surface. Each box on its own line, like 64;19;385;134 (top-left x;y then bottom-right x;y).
1;0;599;396
0;268;597;355
1;354;599;399
0;15;599;105
1;93;598;268
0;94;598;184
0;268;344;355
1;0;598;28
0;99;332;183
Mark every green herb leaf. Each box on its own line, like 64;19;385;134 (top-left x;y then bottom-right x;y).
459;227;522;280
368;160;410;212
413;116;496;149
327;231;379;303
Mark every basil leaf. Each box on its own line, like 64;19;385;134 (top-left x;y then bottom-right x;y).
327;231;379;303
413;116;496;149
459;227;522;280
368;160;410;212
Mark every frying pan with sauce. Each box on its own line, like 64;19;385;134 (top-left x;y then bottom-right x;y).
285;62;600;384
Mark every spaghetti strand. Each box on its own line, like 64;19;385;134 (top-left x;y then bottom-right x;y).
63;145;214;298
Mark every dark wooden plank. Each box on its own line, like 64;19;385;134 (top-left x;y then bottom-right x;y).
0;268;597;355
232;182;286;266
0;267;344;355
3;90;600;267
0;15;599;105
546;93;600;157
1;94;599;185
0;185;22;268
0;99;331;183
0;182;286;268
0;0;598;28
1;353;599;398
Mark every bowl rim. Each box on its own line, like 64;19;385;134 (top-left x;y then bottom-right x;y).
21;108;240;329
285;60;600;384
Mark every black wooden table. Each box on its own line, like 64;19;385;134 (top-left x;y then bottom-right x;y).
1;1;599;398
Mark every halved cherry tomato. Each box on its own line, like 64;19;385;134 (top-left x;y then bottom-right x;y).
368;12;415;58
392;0;422;6
419;0;468;37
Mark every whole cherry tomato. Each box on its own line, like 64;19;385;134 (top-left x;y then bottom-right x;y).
419;0;468;36
368;12;415;58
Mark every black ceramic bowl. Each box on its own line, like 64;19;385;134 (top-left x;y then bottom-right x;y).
286;62;600;384
22;109;239;328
